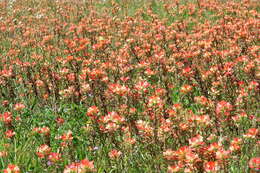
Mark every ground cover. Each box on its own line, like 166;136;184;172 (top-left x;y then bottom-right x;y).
0;0;259;172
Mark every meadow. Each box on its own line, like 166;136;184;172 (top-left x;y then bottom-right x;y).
0;0;259;172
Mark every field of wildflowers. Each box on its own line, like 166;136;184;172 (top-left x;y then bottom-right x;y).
0;0;259;172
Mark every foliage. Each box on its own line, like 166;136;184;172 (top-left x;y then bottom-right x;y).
0;0;259;172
